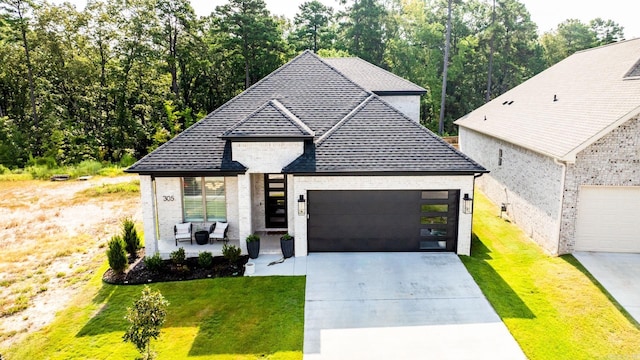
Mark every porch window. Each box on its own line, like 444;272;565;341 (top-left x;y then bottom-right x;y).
182;177;226;222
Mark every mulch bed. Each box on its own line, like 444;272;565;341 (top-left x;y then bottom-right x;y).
103;249;249;285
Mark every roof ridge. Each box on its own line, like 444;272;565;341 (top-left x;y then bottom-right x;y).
325;56;427;92
314;55;374;96
316;95;375;145
270;99;315;136
221;100;273;136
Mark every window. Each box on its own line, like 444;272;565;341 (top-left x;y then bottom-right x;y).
182;177;226;222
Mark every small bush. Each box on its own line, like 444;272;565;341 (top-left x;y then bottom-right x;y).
122;218;141;257
73;160;103;176
107;235;128;273
144;253;163;272
170;248;185;265
246;233;260;242
198;251;213;268
222;244;240;263
119;153;137;167
0;164;10;174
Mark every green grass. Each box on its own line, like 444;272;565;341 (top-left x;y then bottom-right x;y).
75;180;140;199
461;191;640;359
5;262;305;360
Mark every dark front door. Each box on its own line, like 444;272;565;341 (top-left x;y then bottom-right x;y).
307;190;459;252
265;174;287;228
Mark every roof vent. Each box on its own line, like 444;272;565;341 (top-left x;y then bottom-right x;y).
508;101;514;105
484;115;487;121
553;94;558;102
502;101;508;105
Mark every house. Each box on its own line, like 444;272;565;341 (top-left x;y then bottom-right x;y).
455;38;640;255
126;50;487;258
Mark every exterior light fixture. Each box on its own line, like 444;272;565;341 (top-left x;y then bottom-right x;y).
297;194;306;216
463;193;473;214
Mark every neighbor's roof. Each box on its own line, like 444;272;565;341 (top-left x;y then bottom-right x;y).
324;57;427;95
127;51;484;175
455;38;640;162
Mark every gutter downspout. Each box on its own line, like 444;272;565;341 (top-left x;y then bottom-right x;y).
553;158;567;256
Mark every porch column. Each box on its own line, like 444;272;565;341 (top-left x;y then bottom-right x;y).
139;175;159;255
237;173;252;254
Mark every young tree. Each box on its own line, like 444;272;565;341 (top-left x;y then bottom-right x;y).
123;286;169;360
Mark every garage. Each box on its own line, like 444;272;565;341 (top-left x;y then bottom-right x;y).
307;190;459;252
574;186;640;252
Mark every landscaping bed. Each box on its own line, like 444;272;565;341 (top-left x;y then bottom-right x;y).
103;249;249;285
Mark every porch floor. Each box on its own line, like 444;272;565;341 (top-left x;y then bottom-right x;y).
156;231;286;258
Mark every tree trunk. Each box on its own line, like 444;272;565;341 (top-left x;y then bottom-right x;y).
438;0;453;135
485;0;495;103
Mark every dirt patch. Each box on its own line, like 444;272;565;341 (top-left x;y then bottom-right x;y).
0;175;141;350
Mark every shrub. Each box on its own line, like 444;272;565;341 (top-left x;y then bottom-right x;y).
170;248;185;265
123;286;169;360
119;153;137;167
222;244;240;263
107;235;128;273
246;233;260;242
144;253;163;273
198;251;213;268
122;218;141;257
0;164;9;174
73;160;103;176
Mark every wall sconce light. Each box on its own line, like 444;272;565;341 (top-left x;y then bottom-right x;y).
463;193;473;214
297;194;306;216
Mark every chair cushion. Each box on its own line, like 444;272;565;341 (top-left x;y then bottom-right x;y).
176;223;191;234
209;222;228;238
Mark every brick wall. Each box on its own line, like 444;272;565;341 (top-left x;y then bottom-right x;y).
459;128;564;254
559;115;640;253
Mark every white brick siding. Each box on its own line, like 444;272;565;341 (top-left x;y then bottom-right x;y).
232;141;304;173
291;175;476;256
459;128;564;254
560;115;640;253
380;95;421;123
139;175;240;257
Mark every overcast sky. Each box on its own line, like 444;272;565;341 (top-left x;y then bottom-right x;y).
55;0;640;39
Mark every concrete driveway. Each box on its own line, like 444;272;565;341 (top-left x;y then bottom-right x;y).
574;252;640;323
303;253;525;359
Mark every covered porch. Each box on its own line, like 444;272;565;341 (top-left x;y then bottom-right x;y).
156;231;286;259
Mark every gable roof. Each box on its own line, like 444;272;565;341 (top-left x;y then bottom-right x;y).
455;38;640;162
323;57;427;95
221;100;314;140
127;51;484;175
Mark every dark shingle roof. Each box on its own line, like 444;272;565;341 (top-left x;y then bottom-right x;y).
222;100;314;139
127;50;485;175
285;96;484;173
323;57;427;95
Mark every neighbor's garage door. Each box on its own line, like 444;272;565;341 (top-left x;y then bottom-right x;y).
307;190;459;252
574;186;640;252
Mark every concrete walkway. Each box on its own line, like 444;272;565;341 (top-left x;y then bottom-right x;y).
303;253;525;360
574;252;640;323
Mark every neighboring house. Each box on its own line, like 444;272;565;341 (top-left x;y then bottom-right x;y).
126;50;487;258
455;38;640;255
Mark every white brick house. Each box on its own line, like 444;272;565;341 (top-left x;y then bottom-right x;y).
128;51;487;258
456;39;640;255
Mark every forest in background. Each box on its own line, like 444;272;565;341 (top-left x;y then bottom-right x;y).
0;0;625;168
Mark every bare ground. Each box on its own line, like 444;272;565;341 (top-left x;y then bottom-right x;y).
0;175;141;349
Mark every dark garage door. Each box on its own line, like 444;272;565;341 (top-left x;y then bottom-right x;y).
307;190;459;252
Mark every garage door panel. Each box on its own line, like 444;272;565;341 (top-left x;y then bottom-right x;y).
575;186;640;253
308;190;458;252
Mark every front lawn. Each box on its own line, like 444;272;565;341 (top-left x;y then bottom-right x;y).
5;263;305;360
461;191;640;359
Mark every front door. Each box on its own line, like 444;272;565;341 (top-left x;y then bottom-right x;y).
265;174;287;228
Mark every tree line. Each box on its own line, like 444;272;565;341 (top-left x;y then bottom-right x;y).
0;0;625;168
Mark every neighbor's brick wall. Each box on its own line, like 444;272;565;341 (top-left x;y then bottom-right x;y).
559;115;640;253
292;175;475;256
379;95;421;123
459;128;564;254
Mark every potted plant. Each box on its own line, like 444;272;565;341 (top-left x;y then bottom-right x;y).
280;233;294;258
246;233;260;259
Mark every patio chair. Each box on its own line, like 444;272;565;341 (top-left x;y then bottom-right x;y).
209;221;229;243
174;222;192;246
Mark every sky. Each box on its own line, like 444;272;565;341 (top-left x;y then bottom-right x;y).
55;0;639;39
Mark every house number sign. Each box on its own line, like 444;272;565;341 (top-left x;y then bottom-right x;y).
163;195;175;202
